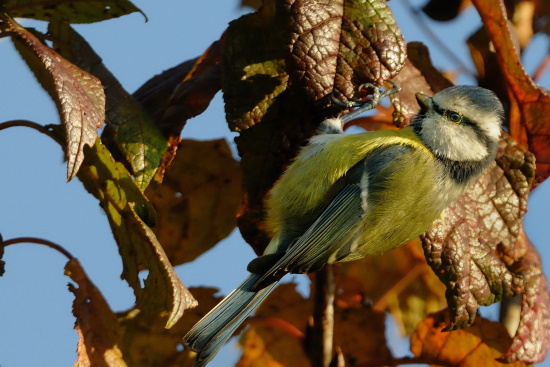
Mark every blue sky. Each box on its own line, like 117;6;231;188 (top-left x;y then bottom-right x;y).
0;1;549;366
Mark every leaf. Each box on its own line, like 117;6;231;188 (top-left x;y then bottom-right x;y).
410;310;530;367
145;139;242;265
421;0;471;22
472;0;550;186
422;134;535;329
134;41;223;182
288;0;407;103
48;22;168;190
77;139;197;328
339;240;447;335
6;17;105;181
116;287;223;367
498;228;550;363
421;134;550;363
3;0;145;24
65;258;128;367
238;283;391;366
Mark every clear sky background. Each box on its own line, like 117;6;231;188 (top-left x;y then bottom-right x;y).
0;1;549;367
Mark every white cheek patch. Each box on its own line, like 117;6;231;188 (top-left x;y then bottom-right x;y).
420;116;489;161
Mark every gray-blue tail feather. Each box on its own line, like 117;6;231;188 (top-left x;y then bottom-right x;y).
184;274;279;367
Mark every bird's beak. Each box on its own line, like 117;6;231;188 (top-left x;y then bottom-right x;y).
415;92;432;112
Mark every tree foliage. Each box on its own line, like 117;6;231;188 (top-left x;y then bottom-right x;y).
1;0;549;366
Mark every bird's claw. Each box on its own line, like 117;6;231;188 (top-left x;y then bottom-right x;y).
332;81;401;123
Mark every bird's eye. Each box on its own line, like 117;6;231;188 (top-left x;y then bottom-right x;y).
446;111;462;123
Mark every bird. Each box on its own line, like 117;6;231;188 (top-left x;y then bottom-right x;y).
183;85;504;367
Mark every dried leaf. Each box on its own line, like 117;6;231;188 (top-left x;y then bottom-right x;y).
116;287;222;367
6;17;105;181
411;310;530;367
498;229;550;363
340;240;447;335
134;41;222;181
3;0;145;24
145;139;242;265
77;139;197;328
48;22;168;190
422;135;534;329
473;0;550;186
65;258;127;367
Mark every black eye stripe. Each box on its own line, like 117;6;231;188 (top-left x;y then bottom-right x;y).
432;101;475;127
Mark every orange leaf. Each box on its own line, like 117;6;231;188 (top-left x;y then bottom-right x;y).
411;310;531;367
473;0;550;186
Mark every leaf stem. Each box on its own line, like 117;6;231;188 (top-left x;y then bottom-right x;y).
0;120;63;145
307;264;336;367
2;236;74;261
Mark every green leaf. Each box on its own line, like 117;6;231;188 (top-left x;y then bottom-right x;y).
7;17;105;180
49;22;168;190
78;139;197;328
3;0;146;24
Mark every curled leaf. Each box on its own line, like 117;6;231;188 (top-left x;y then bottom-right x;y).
78;139;197;328
65;258;127;367
48;22;167;190
6;17;105;181
473;0;550;186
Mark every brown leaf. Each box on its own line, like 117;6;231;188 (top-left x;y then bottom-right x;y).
238;282;391;366
48;22;167;191
116;287;223;367
6;17;105;181
288;0;407;104
410;310;530;367
3;0;145;24
473;0;550;186
145;139;242;265
65;258;127;367
339;240;447;335
499;228;550;363
422;134;535;330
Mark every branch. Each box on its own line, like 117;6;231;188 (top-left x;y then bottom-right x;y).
1;236;75;261
307;264;336;367
0;120;63;145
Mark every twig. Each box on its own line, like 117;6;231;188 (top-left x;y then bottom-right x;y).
532;53;550;82
400;0;476;78
0;120;63;145
308;264;336;367
2;236;74;261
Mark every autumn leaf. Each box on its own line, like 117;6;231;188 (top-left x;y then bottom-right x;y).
339;240;447;335
3;0;145;24
288;0;406;104
145;139;242;265
65;258;128;367
48;22;168;191
134;41;223;181
238;283;391;366
410;310;530;367
77;139;197;328
472;0;550;186
4;16;105;181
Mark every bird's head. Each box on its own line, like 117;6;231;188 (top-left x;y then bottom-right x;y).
411;85;503;163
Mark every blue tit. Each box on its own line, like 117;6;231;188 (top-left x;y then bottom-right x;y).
184;85;504;367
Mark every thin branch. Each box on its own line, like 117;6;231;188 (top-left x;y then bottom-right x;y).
532;53;550;82
307;264;336;367
2;236;75;261
0;120;63;145
400;0;476;78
